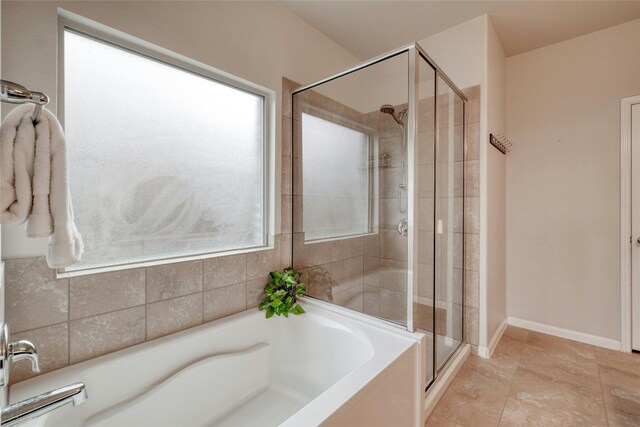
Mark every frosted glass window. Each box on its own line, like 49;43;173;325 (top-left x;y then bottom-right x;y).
302;113;370;241
63;29;266;271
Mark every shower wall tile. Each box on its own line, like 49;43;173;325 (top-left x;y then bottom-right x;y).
464;86;480;125
282;78;299;119
464;197;480;234
282;195;292;234
69;306;146;364
332;284;364;313
281;233;292;268
465;306;480;346
465;233;480;272
464;269;480;309
465;160;480;197
147;293;203;340
466;122;480;161
281;116;292;158
379;288;407;324
203;254;247;289
146;261;202;303
70;269;145;320
5;257;68;333
10;323;69;383
281;155;292;196
363;285;380;316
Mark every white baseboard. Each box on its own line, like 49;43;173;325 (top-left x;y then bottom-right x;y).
424;343;470;419
508;317;620;350
477;317;508;359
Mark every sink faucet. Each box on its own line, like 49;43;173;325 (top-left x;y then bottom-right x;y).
1;382;87;427
0;323;88;426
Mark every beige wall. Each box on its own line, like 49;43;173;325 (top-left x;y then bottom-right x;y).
506;18;640;341
485;18;507;345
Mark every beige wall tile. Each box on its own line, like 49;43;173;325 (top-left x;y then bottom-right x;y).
280;233;292;269
147;293;203;340
245;278;267;309
282;78;299;119
307;241;332;266
204;282;247;322
463;86;480;125
281;195;292;234
465;234;480;272
281;116;292;158
10;323;69;384
465;122;480;161
380;229;408;261
379;258;407;292
146;261;203;303
246;242;281;281
281;155;292;196
464;269;479;309
70;307;146;364
332;284;364;312
464;197;480;234
363;285;380;316
70;269;145;320
379;288;407;324
465;160;480;197
5;257;68;332
203;254;246;290
465;306;479;345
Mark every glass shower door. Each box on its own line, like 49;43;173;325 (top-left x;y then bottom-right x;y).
434;75;465;370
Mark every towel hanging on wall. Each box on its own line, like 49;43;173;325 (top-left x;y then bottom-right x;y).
0;104;84;268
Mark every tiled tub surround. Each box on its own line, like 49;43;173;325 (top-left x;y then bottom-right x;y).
3;78;297;384
4;242;287;383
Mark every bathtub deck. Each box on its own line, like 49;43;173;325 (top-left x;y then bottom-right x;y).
212;384;309;427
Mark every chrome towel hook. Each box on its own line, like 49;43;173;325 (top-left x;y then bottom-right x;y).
0;79;49;122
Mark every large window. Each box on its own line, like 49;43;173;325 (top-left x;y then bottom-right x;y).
63;27;271;272
302;113;371;241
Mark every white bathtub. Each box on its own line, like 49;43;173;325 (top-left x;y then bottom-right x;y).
10;299;425;427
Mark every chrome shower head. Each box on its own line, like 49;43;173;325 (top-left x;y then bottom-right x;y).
380;104;395;115
380;104;405;125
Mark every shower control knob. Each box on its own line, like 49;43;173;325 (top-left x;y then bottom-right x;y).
637;237;640;245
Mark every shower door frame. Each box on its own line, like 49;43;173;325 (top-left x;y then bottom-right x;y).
290;42;468;390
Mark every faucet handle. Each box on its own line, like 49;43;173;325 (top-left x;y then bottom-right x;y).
8;340;40;374
0;323;40;387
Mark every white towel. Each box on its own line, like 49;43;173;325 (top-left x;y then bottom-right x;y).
1;104;84;268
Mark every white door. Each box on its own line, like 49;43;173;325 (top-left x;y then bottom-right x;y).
632;103;640;351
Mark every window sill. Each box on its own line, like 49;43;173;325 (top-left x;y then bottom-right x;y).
56;240;276;279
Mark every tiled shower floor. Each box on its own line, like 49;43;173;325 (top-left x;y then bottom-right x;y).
427;326;640;426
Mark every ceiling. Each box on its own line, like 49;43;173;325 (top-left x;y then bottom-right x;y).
278;1;640;58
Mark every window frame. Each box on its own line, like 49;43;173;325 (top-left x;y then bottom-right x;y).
57;10;275;278
300;111;377;243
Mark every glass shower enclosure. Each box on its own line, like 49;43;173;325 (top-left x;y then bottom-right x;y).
291;43;466;389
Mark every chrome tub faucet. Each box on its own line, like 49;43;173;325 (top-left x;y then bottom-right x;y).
0;323;88;426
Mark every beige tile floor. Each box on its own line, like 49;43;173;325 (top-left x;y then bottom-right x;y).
426;326;640;426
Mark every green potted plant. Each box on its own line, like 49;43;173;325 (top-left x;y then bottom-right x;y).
259;268;306;318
